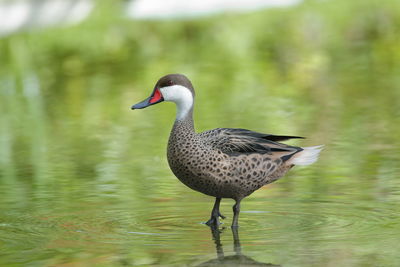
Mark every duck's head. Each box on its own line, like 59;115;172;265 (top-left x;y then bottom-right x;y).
131;74;195;120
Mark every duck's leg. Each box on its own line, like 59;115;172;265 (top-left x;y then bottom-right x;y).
231;198;242;228
205;197;225;226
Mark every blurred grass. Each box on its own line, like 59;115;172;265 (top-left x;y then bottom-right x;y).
1;0;399;184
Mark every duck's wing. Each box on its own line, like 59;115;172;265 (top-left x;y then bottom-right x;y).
199;128;303;157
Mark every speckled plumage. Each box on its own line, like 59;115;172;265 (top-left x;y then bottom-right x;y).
167;121;298;200
132;74;323;227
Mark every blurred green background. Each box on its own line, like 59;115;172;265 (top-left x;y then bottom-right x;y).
1;0;400;266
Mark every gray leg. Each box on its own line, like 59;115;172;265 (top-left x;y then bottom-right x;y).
205;197;225;226
231;199;241;228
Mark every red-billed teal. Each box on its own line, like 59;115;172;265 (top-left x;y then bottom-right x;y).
131;74;323;227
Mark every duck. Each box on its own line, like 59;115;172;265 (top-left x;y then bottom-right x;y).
131;74;323;227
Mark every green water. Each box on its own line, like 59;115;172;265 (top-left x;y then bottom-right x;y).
1;0;400;266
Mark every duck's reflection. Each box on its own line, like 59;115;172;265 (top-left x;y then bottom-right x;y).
198;226;280;266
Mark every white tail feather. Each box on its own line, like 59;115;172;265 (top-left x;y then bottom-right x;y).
290;145;324;166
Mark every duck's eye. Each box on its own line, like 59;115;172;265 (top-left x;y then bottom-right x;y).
167;80;174;86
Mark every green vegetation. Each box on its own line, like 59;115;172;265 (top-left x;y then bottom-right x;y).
1;0;400;266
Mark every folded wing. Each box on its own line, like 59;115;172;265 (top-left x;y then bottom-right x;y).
200;128;303;159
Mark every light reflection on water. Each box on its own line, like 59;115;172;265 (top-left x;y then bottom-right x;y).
1;172;400;266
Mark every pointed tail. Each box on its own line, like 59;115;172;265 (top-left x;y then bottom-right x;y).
290;145;324;166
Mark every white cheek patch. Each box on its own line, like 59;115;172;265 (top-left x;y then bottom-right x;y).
160;85;194;120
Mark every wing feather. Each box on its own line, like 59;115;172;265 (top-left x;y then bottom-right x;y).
199;128;303;158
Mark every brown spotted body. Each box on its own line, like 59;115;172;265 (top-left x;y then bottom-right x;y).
167;119;296;200
132;74;323;227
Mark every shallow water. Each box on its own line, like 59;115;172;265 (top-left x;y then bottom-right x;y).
1;1;400;266
1;117;400;266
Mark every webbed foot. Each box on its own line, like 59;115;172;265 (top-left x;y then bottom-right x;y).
205;212;225;226
205;197;225;226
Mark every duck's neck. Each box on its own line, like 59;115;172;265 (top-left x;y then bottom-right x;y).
174;93;194;121
172;107;195;135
